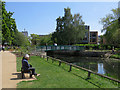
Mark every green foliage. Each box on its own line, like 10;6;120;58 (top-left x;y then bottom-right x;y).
19;46;29;55
0;30;2;44
30;34;54;46
0;1;1;45
14;32;30;46
30;34;40;46
107;45;111;50
100;8;120;46
38;34;53;46
2;2;14;45
110;54;120;59
52;7;86;45
75;44;113;50
76;44;98;47
1;2;29;47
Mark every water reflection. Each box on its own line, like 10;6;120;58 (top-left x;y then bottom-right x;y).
49;54;120;80
97;63;105;74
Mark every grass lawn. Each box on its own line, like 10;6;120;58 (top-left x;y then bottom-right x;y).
16;56;118;88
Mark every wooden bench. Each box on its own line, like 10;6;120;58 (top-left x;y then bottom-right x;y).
21;68;32;79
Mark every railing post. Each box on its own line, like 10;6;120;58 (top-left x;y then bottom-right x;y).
69;64;72;72
52;58;54;63
87;70;91;79
47;57;48;61
59;61;61;66
40;55;41;58
43;55;45;59
46;45;47;51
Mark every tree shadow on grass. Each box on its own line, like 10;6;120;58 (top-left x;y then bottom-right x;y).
71;73;101;88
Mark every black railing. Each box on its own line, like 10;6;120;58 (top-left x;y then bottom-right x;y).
38;55;120;84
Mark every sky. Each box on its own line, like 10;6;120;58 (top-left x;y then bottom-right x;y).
5;1;119;36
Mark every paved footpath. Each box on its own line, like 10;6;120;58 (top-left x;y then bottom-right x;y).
1;51;36;89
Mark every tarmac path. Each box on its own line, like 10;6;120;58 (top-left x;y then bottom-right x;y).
1;51;36;89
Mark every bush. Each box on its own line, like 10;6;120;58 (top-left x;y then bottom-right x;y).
115;48;120;51
75;44;114;50
110;54;120;59
107;46;111;50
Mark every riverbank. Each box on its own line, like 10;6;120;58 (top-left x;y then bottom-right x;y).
47;50;109;57
16;56;118;88
110;54;120;59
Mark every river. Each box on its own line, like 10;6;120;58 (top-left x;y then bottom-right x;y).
49;54;120;80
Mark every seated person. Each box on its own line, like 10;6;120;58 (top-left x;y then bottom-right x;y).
22;54;40;77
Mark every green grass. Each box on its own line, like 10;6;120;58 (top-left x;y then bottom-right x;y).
16;56;118;88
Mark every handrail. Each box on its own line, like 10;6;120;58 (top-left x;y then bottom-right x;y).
45;56;120;83
36;45;85;51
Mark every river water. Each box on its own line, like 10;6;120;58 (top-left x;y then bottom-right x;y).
49;54;120;80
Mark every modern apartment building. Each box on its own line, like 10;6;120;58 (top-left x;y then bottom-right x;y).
89;31;98;44
81;25;90;44
80;26;98;44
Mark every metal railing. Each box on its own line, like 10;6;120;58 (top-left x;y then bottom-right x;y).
37;54;120;84
36;45;85;51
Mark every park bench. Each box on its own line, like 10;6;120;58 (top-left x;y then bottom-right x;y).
21;67;32;79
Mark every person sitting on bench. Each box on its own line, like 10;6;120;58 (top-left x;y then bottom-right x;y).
22;54;40;77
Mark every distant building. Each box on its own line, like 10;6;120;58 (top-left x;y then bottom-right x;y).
89;31;98;44
22;29;28;37
98;35;101;45
81;25;90;44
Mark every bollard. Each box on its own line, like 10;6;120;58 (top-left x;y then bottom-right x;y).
69;64;72;72
59;61;61;66
40;55;41;58
87;70;91;79
43;55;45;59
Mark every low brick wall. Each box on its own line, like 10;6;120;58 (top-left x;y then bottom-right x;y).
47;50;108;57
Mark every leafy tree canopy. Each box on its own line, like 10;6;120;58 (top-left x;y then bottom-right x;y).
100;8;120;47
2;2;30;46
52;7;86;45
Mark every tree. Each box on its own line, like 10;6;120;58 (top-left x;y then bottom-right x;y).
0;1;1;38
0;32;1;46
52;7;86;45
2;2;12;45
38;34;53;46
100;8;120;47
2;2;18;46
72;14;85;44
2;2;30;47
14;32;30;46
30;34;40;46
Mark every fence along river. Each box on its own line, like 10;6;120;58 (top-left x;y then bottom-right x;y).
48;54;120;81
36;45;120;82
